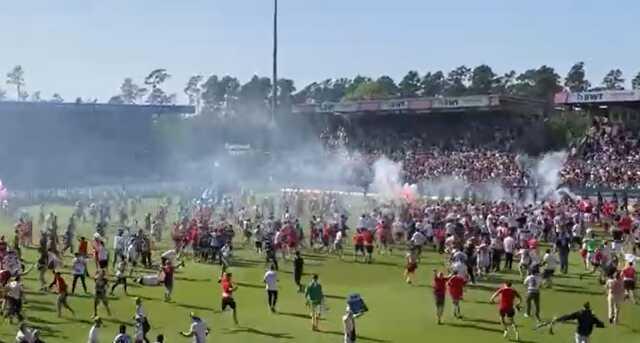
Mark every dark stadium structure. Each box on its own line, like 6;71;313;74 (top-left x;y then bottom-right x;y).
294;94;549;154
555;89;640;126
0;101;194;189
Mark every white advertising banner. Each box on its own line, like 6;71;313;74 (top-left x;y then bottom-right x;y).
431;95;491;109
566;90;640;103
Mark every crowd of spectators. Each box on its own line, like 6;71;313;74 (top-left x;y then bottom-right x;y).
321;116;640;191
561;117;640;190
320;124;526;189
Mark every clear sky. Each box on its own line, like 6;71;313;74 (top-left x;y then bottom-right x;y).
0;0;638;103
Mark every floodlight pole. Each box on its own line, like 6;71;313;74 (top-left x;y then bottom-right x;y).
271;0;278;125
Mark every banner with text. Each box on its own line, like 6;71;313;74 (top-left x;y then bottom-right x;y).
563;90;640;104
431;95;492;109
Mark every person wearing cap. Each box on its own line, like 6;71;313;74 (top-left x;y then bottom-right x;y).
305;273;324;331
342;306;364;343
554;302;604;343
88;316;102;343
180;312;209;343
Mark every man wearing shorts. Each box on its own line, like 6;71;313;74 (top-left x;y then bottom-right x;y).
93;270;111;317
490;281;522;341
446;270;466;319
352;230;365;262
162;260;174;302
404;250;418;284
220;272;239;325
432;270;447;324
362;229;374;264
541;249;558;288
622;261;636;304
305;274;324;331
48;272;75;317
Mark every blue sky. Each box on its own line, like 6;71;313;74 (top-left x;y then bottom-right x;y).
0;0;638;102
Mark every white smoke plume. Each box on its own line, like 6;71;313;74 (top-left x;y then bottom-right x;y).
532;150;568;200
371;157;417;201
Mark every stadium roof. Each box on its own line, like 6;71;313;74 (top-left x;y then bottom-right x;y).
0;101;195;115
293;94;545;116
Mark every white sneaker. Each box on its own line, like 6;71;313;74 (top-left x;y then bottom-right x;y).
503;330;509;338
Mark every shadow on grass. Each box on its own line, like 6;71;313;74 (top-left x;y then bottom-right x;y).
176;303;213;312
25;305;53;313
236;282;264;289
223;326;294;339
469;284;500;292
319;330;391;343
464;317;501;325
301;253;329;260
176;276;210;282
325;294;345;300
278;311;310;319
553;288;603;296
444;322;503;333
26;316;59;325
104;317;130;326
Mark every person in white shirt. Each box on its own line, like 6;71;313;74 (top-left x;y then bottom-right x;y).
112;230;125;269
333;230;344;259
503;235;516;271
410;230;426;260
87;317;102;343
180;313;209;343
110;260;128;295
6;277;24;323
112;324;132;343
72;253;88;294
342;306;363;343
542;249;559;288
263;264;279;313
15;323;36;343
523;270;542;321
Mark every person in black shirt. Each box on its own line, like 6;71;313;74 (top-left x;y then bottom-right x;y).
554;302;604;343
555;230;572;274
293;251;304;293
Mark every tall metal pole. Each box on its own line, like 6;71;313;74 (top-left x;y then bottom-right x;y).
271;0;278;125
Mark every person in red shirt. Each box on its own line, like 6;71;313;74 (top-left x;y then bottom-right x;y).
362;229;374;264
352;229;365;262
490;281;522;341
48;272;75;317
432;270;447;324
78;236;88;257
162;260;174;302
220;272;239;325
446;270;466;319
622;261;636;304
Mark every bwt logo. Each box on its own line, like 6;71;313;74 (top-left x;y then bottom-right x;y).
577;93;604;101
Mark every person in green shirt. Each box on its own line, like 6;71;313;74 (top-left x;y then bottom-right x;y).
305;274;324;331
